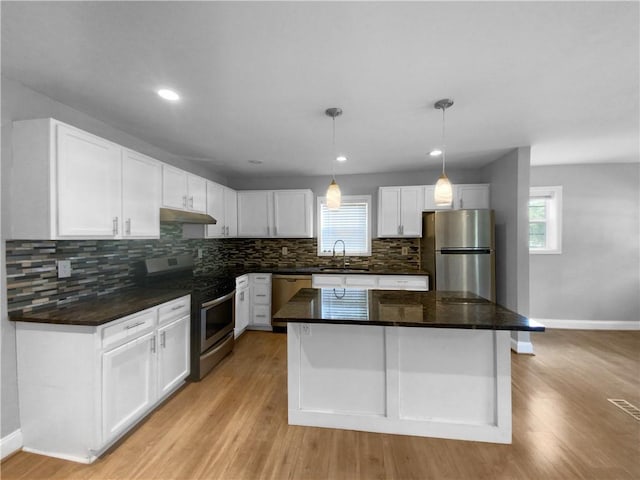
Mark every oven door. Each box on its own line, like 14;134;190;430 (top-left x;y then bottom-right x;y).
200;290;235;353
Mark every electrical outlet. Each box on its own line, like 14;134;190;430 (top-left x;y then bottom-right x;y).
197;248;203;259
57;260;71;278
401;246;409;256
301;323;311;336
282;246;288;256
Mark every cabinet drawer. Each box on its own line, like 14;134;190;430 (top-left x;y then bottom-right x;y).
344;275;377;288
251;274;271;284
158;295;190;326
252;305;271;325
236;275;249;289
378;276;428;291
252;284;271;303
102;309;156;349
312;275;344;288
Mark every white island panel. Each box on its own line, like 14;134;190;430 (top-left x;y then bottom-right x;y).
298;324;386;416
288;323;512;443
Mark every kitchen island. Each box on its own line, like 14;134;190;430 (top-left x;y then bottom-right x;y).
273;288;544;444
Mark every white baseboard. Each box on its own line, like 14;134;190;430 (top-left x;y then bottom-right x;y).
510;337;534;354
1;429;23;460
532;318;640;330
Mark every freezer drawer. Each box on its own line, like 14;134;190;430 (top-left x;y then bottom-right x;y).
435;251;495;301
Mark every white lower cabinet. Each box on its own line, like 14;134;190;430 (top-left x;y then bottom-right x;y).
235;275;250;337
312;274;429;291
102;331;156;443
15;295;190;464
248;273;272;330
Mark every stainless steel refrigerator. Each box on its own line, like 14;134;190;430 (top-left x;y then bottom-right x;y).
421;210;495;301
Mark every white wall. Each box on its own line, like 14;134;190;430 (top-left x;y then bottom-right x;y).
530;163;640;324
0;77;227;439
480;147;532;352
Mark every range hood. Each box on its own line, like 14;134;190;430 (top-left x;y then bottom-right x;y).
159;208;217;224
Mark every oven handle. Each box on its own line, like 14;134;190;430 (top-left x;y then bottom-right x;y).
201;290;236;309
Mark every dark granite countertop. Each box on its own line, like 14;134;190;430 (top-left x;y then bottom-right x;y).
231;267;428;276
9;288;191;327
273;288;544;332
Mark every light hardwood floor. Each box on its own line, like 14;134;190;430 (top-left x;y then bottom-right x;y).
2;329;639;480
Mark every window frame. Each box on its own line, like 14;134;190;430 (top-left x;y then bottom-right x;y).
529;186;563;255
317;195;372;257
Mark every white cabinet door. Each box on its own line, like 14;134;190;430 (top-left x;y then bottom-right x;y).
157;316;190;397
224;187;238;237
162;165;188;210
56;123;122;238
187;174;207;213
378;187;402;237
235;287;250;337
122;150;161;238
399;186;424;236
237;191;271;237
102;331;155;443
424;185;454;211
456;184;490;209
272;190;313;237
205;181;226;238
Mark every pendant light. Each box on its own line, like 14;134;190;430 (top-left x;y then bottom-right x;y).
325;107;343;210
433;98;454;207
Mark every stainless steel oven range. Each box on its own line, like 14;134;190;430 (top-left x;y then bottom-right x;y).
138;255;236;381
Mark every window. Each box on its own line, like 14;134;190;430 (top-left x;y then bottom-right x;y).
529;186;562;254
317;195;371;256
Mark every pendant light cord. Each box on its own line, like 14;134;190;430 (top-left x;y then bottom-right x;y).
441;105;446;175
332;116;336;181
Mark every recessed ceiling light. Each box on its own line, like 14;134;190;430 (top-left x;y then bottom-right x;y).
157;89;180;101
429;149;443;157
336;155;347;162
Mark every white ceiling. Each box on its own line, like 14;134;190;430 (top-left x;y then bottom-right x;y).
2;1;638;178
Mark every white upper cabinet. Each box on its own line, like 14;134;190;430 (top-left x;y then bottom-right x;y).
161;165;207;214
456;184;490;209
378;186;424;237
122;149;161;238
272;190;313;237
424;184;490;210
237;189;313;238
237;191;271;237
205;182;238;238
10;118;130;239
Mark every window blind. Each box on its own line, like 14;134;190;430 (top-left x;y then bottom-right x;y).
319;200;369;255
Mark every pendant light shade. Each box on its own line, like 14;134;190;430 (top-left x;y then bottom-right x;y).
325;107;344;210
433;98;454;207
326;179;341;209
434;173;453;206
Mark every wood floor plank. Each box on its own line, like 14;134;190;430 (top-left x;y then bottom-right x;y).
2;329;639;479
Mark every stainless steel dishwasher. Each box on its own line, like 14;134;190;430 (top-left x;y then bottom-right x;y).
271;274;312;329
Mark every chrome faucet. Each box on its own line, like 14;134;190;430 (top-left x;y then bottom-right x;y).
332;239;346;269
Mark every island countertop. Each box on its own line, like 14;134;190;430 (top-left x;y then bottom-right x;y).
273;288;544;331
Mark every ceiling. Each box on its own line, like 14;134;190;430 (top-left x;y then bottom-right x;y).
2;1;638;178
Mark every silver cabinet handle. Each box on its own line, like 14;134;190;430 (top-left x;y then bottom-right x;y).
126;218;131;235
256;314;266;318
161;331;166;348
274;226;277;236
113;217;119;235
226;226;229;236
401;225;404;235
397;225;401;234
171;304;184;311
267;226;270;236
125;321;145;330
150;336;156;353
182;195;187;207
256;294;267;297
189;196;194;208
240;291;244;301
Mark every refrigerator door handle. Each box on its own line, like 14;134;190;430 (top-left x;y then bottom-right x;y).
440;248;492;255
